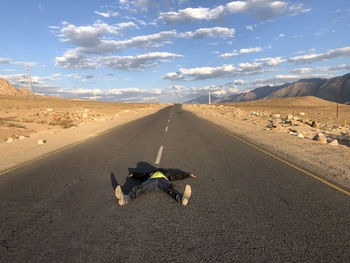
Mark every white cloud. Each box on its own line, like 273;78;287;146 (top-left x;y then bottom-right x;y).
164;55;286;81
290;46;350;64
293;48;316;55
0;73;61;88
290;67;314;74
220;47;263;58
55;50;99;69
180;27;235;39
94;10;119;17
159;1;311;23
255;57;287;66
159;5;225;23
291;64;350;74
234;79;246;85
99;52;183;71
0;57;36;67
246;24;257;31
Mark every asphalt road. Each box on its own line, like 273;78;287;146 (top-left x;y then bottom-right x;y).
1;105;349;262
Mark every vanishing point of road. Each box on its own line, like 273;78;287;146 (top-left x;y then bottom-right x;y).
1;105;349;262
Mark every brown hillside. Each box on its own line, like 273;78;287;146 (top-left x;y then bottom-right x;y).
0;78;21;96
229;96;340;108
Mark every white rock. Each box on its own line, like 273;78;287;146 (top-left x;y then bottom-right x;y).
84;108;90;112
38;139;46;145
99;118;105;122
82;113;88;118
287;114;293;120
274;114;281;118
300;112;305;116
113;113;119;120
297;133;304;138
6;138;14;143
19;136;26;140
46;108;54;112
293;116;299;121
124;109;130;113
328;139;338;146
313;133;327;144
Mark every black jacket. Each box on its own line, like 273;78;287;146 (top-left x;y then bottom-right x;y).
131;168;191;181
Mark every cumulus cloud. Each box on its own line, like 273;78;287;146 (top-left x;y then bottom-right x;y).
0;73;62;89
220;47;262;58
164;55;285;81
94;10;119;17
99;52;183;71
159;0;311;23
289;46;350;64
56;51;182;71
159;6;225;23
55;50;99;69
291;64;350;74
180;27;235;39
0;58;36;67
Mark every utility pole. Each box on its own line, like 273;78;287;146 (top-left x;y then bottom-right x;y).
26;64;34;99
209;91;211;104
336;79;340;119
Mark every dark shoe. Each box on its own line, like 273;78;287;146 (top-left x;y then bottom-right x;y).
181;185;191;206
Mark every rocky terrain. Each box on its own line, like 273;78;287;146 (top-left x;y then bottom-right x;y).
0;96;161;144
184;96;350;188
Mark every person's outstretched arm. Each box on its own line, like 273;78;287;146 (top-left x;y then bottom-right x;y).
166;170;196;181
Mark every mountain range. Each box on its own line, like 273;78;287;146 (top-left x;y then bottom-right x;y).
185;73;350;105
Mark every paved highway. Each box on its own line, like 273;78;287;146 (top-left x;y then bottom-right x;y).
1;105;349;262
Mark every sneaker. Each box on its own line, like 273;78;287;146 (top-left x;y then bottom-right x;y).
181;185;191;206
115;185;127;206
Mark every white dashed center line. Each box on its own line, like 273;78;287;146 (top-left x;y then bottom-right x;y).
155;146;164;165
165;126;168;132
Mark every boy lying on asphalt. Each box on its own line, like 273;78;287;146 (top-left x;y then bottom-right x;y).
115;168;196;206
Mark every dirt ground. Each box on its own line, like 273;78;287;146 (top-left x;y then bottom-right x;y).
183;96;350;189
0;96;166;172
0;96;161;143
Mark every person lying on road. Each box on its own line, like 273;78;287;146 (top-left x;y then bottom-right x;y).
115;168;196;206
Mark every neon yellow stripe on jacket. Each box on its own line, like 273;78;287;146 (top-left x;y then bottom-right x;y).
150;171;168;180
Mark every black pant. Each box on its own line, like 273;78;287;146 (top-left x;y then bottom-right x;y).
126;178;182;203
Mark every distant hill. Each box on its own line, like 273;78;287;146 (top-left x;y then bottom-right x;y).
0;78;33;97
185;73;350;104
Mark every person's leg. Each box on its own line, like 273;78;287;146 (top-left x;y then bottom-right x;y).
118;179;156;205
158;179;183;203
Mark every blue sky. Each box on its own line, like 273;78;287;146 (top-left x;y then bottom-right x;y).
1;0;350;102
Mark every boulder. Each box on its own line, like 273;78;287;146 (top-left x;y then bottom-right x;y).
311;121;320;128
328;139;338;146
6;138;14;143
299;112;305;116
287;114;293;120
313;133;327;144
297;133;304;138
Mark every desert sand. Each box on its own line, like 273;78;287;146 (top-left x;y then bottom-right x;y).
0;96;166;172
184;96;350;189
